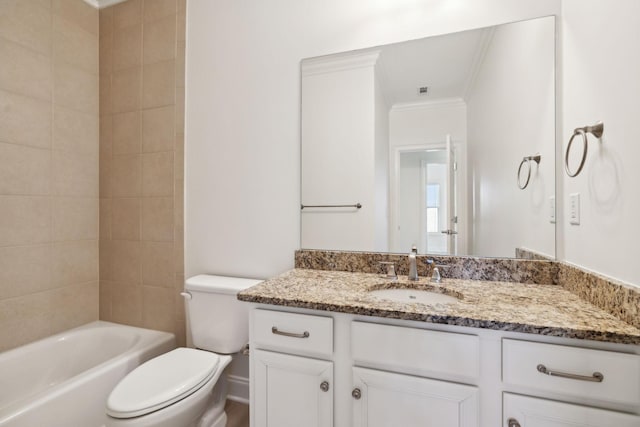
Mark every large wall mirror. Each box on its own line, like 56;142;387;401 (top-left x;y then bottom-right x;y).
300;16;556;259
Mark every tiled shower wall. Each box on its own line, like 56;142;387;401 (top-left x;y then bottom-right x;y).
0;0;99;352
98;0;186;345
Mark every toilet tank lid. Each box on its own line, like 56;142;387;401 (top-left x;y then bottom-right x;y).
185;274;263;294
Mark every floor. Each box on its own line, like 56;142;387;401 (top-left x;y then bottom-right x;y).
226;400;250;427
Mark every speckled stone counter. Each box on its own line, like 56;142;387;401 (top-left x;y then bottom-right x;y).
238;268;640;345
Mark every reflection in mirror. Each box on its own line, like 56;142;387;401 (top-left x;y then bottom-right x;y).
301;16;555;259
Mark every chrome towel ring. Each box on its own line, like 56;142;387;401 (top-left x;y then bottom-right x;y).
517;154;541;189
565;121;604;177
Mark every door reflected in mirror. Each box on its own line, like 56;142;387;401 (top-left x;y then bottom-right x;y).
300;16;556;259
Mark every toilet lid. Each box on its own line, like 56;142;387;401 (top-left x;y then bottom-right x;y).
107;348;220;419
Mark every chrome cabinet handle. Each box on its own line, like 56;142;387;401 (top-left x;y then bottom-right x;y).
352;388;361;400
320;381;329;392
537;364;604;382
508;418;521;427
271;326;310;339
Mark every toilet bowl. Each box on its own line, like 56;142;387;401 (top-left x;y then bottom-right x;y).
105;275;261;427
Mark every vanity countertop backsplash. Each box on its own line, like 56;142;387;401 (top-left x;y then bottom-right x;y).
237;250;640;345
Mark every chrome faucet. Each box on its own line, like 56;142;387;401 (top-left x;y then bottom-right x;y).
408;246;418;281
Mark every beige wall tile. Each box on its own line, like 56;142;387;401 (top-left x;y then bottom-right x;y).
53;14;98;75
173;318;186;347
53;106;99;154
52;0;98;37
113;0;142;30
175;87;184;132
51;240;99;287
177;11;185;42
0;142;50;195
0;38;51;101
99;33;112;76
142;106;174;152
100;114;113;153
0;0;51;56
143;0;176;23
54;62;99;114
142;285;174;332
111;197;141;240
53;197;99;241
113;111;141;154
99;280;112;320
100;198;111;239
111;67;141;113
99;7;113;41
50;281;99;332
111;240;142;283
174;141;184;178
99;140;112;198
175;42;185;88
0;90;51;149
0;244;52;300
99;73;112;116
53;150;99;197
0;293;53;352
112;24;142;71
173;241;184;275
174;178;184;229
142;151;173;197
0;196;50;246
111;282;142;326
143;15;176;64
99;239;112;280
142;59;175;108
142;241;173;287
142;197;173;241
112;154;142;197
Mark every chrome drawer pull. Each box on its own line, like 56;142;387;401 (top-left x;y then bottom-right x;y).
271;326;310;339
537;364;604;382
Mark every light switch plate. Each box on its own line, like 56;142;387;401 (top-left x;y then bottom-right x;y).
570;193;580;225
550;196;556;223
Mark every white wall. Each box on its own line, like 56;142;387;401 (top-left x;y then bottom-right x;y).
561;0;640;286
185;0;561;280
466;17;556;258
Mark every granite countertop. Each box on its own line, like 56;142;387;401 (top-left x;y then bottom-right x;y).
237;268;640;345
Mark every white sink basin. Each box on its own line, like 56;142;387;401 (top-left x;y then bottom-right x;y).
369;288;460;305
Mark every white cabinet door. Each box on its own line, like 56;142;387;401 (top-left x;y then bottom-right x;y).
352;367;478;427
253;349;333;427
503;393;640;427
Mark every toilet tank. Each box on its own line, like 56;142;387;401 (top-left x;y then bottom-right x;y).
184;275;262;354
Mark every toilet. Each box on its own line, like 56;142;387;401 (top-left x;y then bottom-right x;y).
105;275;261;427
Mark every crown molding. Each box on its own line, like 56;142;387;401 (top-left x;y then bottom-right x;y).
301;51;381;77
463;27;495;102
391;97;466;113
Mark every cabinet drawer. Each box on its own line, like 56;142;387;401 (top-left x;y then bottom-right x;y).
351;321;479;380
504;393;640;427
503;339;640;406
252;309;333;358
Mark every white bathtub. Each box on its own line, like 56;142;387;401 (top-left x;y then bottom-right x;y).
0;321;176;427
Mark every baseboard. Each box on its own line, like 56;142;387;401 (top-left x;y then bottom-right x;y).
227;374;249;404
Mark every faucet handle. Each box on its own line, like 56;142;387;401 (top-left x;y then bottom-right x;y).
378;261;397;281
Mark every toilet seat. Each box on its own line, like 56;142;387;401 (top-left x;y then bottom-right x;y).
107;348;221;419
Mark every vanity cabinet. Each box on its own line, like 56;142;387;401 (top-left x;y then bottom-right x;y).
503;393;640;427
249;307;640;427
352;367;478;427
253;350;333;427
